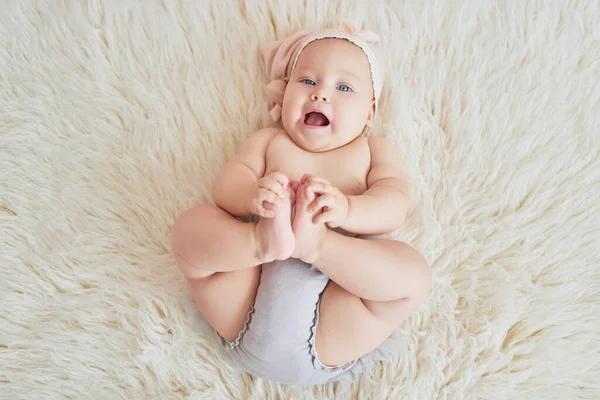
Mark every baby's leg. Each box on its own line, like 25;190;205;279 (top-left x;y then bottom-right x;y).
316;234;431;365
171;203;294;278
293;186;431;366
171;194;294;341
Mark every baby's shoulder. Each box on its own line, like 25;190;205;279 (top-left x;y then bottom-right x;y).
233;128;284;166
343;135;391;161
365;135;400;163
247;127;283;143
365;135;394;149
238;127;283;152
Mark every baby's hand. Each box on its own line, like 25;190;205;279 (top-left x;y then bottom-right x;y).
301;174;349;228
252;171;289;218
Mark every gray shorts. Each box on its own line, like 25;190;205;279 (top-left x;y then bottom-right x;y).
217;255;402;386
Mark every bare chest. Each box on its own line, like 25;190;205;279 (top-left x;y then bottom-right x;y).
264;133;371;196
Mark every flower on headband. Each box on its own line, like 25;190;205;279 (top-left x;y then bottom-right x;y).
339;20;380;43
265;79;287;121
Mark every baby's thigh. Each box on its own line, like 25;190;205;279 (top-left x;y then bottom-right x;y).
187;266;261;342
315;281;399;367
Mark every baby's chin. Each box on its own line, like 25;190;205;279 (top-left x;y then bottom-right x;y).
295;129;364;153
283;127;330;152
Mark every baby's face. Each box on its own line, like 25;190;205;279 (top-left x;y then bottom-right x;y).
281;38;375;152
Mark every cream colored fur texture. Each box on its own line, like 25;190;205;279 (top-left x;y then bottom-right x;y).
1;1;599;399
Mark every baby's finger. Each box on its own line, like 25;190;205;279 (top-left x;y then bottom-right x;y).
268;171;289;189
302;174;329;186
254;199;273;218
313;209;334;225
305;181;332;195
262;201;278;218
258;179;286;198
308;193;334;213
258;188;280;205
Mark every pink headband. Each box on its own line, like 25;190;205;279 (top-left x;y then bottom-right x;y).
260;21;383;121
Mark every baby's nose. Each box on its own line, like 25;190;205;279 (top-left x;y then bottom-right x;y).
310;89;329;102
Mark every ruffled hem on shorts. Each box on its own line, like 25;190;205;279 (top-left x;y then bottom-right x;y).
307;287;406;384
307;290;358;373
219;301;256;351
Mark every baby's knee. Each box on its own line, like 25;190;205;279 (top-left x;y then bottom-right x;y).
171;204;217;242
172;204;216;228
170;205;216;276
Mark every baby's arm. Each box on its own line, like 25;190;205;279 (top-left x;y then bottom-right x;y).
305;138;428;304
341;136;411;235
212;128;279;217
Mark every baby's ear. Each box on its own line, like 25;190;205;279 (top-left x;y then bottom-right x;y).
367;99;376;124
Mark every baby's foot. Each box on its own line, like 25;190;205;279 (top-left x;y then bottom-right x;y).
255;187;295;263
292;185;327;264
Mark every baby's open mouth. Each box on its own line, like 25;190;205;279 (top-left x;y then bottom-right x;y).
303;112;330;127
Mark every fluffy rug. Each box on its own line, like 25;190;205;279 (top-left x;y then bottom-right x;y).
2;1;599;398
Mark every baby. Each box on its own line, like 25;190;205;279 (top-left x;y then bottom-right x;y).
171;22;432;385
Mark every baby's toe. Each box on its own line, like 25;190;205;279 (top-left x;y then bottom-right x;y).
295;185;306;205
305;187;315;203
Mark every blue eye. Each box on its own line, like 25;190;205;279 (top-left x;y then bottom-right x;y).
337;84;352;92
302;79;316;86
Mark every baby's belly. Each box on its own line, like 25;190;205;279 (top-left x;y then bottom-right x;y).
264;132;371;195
